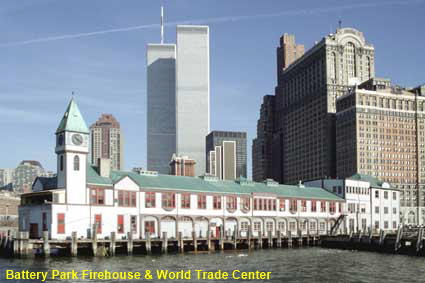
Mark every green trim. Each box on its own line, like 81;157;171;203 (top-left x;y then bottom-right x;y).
56;98;89;134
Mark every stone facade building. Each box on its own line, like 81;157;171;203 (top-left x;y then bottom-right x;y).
336;78;425;225
253;28;375;184
169;154;196;177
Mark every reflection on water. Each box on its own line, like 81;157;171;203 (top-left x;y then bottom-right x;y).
1;248;424;283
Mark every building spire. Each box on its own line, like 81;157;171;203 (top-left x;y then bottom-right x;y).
338;19;342;30
160;5;164;44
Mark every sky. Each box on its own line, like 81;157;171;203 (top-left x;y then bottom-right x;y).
1;0;425;175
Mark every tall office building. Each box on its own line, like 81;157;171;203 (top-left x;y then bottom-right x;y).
252;96;275;182
206;131;247;179
147;43;176;174
336;78;425;225
176;25;210;176
90;114;124;170
146;22;210;176
13;160;45;193
253;28;375;184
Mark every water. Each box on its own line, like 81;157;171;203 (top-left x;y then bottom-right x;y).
1;248;424;283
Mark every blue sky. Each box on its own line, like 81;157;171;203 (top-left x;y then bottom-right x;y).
1;0;425;175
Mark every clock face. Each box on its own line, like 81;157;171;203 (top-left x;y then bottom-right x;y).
72;133;83;146
58;134;64;146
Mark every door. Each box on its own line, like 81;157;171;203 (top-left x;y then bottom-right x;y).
145;221;155;237
29;223;39;239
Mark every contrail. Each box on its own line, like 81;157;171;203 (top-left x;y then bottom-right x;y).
1;0;423;48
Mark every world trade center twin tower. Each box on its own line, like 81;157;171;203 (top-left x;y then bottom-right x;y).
147;25;210;176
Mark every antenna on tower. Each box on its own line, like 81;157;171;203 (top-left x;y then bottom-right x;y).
338;19;342;30
160;5;164;44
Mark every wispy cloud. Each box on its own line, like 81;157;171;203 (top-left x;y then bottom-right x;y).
1;0;423;48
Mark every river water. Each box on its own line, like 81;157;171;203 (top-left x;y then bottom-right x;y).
1;248;424;283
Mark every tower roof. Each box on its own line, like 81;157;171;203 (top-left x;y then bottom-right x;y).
56;98;89;134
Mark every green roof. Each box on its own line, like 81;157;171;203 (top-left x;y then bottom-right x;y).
347;173;388;188
56;98;89;134
87;165;113;186
103;170;342;201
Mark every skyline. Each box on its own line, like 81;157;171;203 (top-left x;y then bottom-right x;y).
1;0;425;175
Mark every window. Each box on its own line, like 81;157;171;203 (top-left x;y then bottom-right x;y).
57;213;65;234
279;199;286;211
181;194;190;209
90;188;105;205
393;192;397;200
361;204;366;213
266;222;273;232
60;155;63;171
145;221;155;235
320;201;326;212
290;199;298;213
319;222;325;231
117;215;124;233
384;207;389;214
384;221;389;229
213;196;221;210
301;200;307;212
240;222;249;231
311;200;316;212
393;221;397;229
145;192;156;208
198;195;206;209
162;193;175;209
226;196;237;212
42;212;47;231
74;155;80;171
95;214;102;234
278;222;285;232
375;191;379;198
375;206;379;214
375;221;379;229
118;191;137;207
330;202;336;214
384;191;388;199
131;216;137;233
254;222;261;231
309;221;316;230
240;197;250;212
393;207;397;214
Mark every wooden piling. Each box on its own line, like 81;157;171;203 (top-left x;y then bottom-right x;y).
127;232;133;255
288;232;292;248
233;226;237;249
207;230;212;251
162;232;167;254
277;230;282;248
268;231;272;248
43;231;50;257
178;232;184;253
146;233;152;255
110;232;116;256
192;231;197;252
416;227;423;253
219;229;224;251
71;231;78;257
247;225;252;250
92;225;98;256
257;231;262;249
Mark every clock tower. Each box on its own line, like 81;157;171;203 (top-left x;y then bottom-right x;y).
55;98;89;204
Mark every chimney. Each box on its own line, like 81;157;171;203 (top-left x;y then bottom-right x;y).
97;158;111;177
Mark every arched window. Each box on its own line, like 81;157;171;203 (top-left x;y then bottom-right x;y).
345;42;356;79
60;155;64;171
74;155;80;171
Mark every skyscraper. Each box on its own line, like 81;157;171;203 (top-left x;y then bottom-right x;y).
146;43;176;174
253;28;375;184
176;25;210;176
336;78;425;225
206;131;247;179
90;114;124;170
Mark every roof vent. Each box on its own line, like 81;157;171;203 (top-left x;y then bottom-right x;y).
298;180;305;188
236;176;255;186
138;170;158;176
200;174;219;182
263;179;279;187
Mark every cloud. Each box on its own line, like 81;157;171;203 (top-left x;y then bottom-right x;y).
0;106;57;124
1;0;423;48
